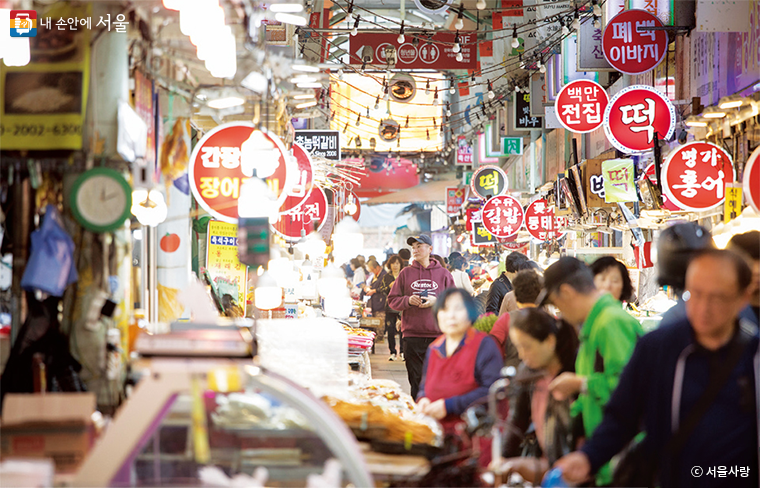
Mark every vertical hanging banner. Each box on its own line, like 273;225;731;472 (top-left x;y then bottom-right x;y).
743;146;760;213
603;85;676;155
662;142;735;212
578;17;614;71
134;71;156;169
446;187;465;215
555;79;609;133
471;165;509;199
724;184;743;223
561;32;599;84
601;159;638;202
514;91;543;130
602;9;669;75
457;136;474;165
0;3;91;149
207;221;248;304
482;195;525;238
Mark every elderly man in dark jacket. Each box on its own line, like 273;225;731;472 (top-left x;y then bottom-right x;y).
486;252;528;314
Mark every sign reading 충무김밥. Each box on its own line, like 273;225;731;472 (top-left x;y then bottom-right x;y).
602;9;668;75
294;130;341;161
662;141;735;212
555;79;609;133
603;85;675;155
481;195;525;239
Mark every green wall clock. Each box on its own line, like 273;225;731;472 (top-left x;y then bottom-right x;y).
70;167;132;233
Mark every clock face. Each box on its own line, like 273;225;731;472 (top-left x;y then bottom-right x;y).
71;168;132;233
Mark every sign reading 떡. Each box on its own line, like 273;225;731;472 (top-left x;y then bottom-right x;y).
602;9;668;75
603;85;675;155
471;222;498;246
662;141;734;212
481;194;525;238
471;165;508;200
601;159;637;202
207;220;248;304
555;79;609;133
294;130;341;161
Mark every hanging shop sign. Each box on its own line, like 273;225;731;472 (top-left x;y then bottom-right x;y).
272;186;329;241
525;199;559;241
471;222;498;246
279;142;315;214
207;220;248;304
577;17;614;71
482;194;525;238
456;136;474;165
349;32;476;70
724;184;743;223
585;159;613;208
743;146;760;213
603;85;675;155
555;79;609;133
294;130;341;161
189;123;294;224
466;206;482;231
503;137;524;155
471;165;508;199
514;91;543;130
602;9;668;75
561;32;600;84
662;141;735;212
602;159;637;202
446;187;465;215
644;162;682;211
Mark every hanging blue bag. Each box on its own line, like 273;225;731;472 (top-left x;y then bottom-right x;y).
21;205;78;297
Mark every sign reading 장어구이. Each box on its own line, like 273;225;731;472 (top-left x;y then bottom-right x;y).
481;194;525;239
471;165;508;200
662;141;735;212
555;79;609;133
603;85;675;155
602;9;668;75
189;123;294;224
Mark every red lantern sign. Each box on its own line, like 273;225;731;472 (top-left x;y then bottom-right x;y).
555;79;609;133
482;195;524;238
602;9;668;75
189;123;294;223
272;186;329;241
662;142;735;212
744;146;760;213
279;143;315;214
525;199;562;241
603;85;675;155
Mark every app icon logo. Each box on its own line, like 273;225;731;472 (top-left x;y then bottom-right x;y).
10;10;37;37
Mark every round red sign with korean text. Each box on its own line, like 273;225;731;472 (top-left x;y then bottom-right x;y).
662;142;735;212
525;199;561;241
278;143;315;214
555;79;610;133
743;145;760;213
602;9;668;75
189;123;294;223
481;195;525;238
603;85;675;155
272;186;328;241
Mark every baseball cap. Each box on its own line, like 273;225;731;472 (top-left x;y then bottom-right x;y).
535;256;593;307
407;234;433;246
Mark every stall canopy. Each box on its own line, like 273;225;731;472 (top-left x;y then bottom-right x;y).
363;179;460;206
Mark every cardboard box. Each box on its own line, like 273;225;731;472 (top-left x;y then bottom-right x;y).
1;393;95;473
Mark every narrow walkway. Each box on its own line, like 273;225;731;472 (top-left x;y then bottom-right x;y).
368;334;411;396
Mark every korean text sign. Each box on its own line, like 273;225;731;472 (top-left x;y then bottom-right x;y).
457;136;474;165
272;186;328;241
555;79;609;133
206;220;248;303
471;165;508;199
602;159;637;202
482;195;525;238
603;85;675;155
514;91;543;130
602;9;668;75
524;198;563;241
279;143;315;214
446;187;465;215
662;141;734;212
294;130;341;161
743;146;760;213
189;123;294;224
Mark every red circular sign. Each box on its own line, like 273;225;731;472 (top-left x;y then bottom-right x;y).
602;9;668;75
603;85;675;155
744;146;760;213
279;143;315;214
189;123;294;223
272;186;328;241
525;199;561;241
662;142;735;212
481;195;524;238
555;79;609;133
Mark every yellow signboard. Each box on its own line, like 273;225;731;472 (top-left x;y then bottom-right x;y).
0;3;91;150
724;184;743;223
206;221;248;303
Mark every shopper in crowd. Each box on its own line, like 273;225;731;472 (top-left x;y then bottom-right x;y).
590;256;634;303
449;252;475;296
498;259;541;316
349;258;366;297
398;248;411;268
416;288;503;433
486;252;528;314
536;257;643;486
728;230;760;323
490;269;543;369
363;259;387;319
491;307;580;483
432;254;446;268
388;234;455;399
555;249;759;488
380;255;405;361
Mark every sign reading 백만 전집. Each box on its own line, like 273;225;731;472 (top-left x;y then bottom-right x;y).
662;141;735;212
602;9;668;75
481;194;525;239
603;85;675;155
555;79;609;133
189;123;295;224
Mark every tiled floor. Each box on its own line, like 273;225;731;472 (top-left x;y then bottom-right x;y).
369;335;411;395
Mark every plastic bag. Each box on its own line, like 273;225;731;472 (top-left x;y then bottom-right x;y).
20;205;78;297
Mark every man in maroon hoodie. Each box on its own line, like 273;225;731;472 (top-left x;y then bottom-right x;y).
388;234;455;399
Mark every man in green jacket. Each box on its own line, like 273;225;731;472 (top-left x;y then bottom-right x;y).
536;257;643;486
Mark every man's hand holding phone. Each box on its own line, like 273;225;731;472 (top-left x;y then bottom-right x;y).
409;295;423;307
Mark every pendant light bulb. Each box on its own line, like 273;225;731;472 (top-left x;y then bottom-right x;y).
425;79;430;94
351;16;360;36
337;68;344;79
449;85;456;94
593;15;601;29
539;63;547;73
571;12;580;31
456;52;464;62
426;129;431;140
405;115;409;128
476;0;486;9
453;42;461;53
511;27;519;48
398;34;405;43
592;1;602;16
374;96;380;110
433;87;439;105
455;17;464;30
356;113;361;126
